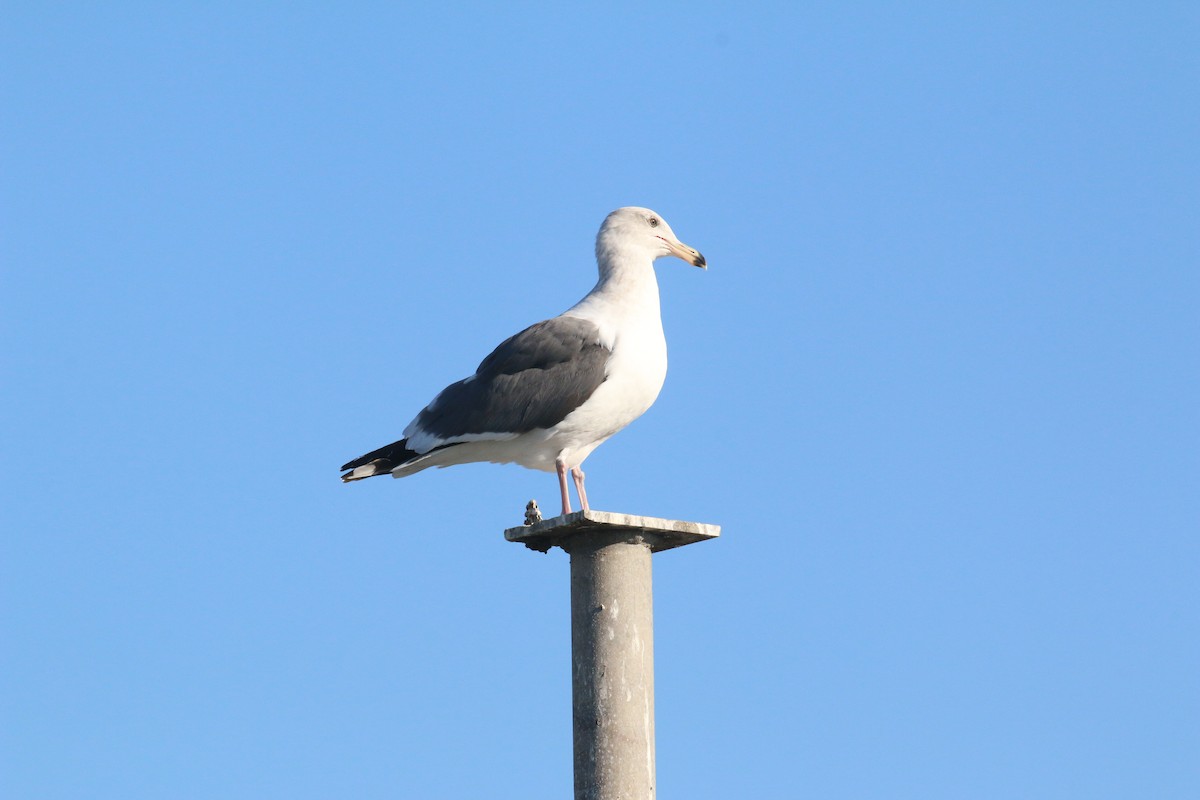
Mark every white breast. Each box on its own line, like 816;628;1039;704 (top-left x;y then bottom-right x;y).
552;279;668;466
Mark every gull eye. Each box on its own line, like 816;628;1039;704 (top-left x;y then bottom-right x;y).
648;217;659;227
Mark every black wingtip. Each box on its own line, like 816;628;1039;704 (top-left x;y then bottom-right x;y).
340;457;395;482
340;437;421;481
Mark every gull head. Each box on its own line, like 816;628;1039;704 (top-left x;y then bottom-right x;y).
596;207;707;270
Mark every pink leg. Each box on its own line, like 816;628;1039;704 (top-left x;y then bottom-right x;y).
571;466;589;512
555;458;573;516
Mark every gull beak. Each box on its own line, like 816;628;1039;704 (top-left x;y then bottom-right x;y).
659;236;707;269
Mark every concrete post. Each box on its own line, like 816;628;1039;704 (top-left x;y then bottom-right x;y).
567;532;656;799
506;511;720;800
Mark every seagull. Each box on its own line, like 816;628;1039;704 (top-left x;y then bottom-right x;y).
340;207;706;516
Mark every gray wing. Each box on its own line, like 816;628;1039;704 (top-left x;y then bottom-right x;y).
413;316;610;439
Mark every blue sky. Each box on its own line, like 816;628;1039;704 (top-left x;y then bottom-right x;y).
3;3;1197;798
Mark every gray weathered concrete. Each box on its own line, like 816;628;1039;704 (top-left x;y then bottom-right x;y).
505;510;720;800
505;510;720;554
